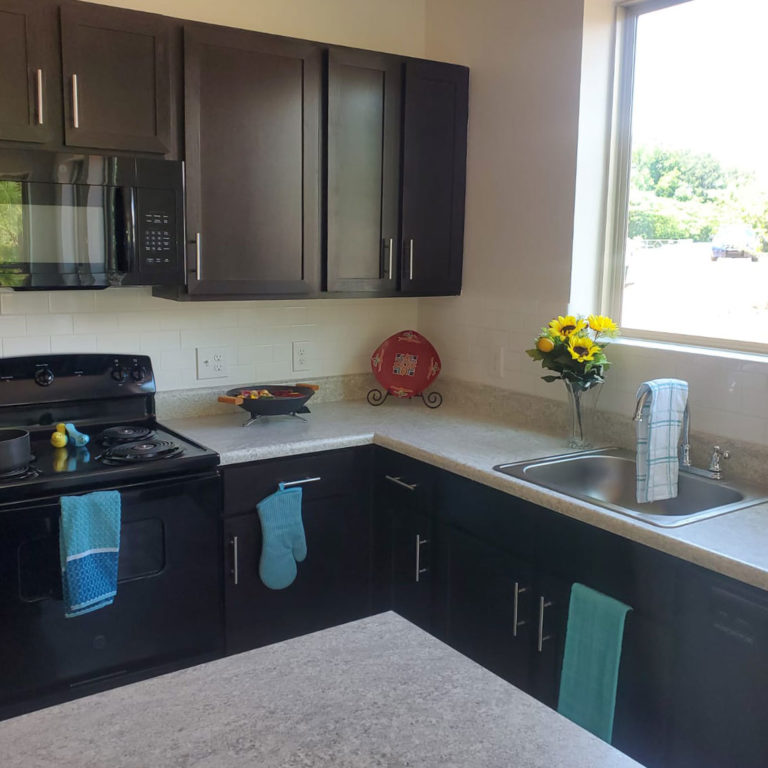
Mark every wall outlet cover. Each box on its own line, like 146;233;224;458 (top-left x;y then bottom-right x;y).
292;341;313;372
196;347;229;380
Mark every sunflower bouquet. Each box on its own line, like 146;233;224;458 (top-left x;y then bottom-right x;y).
526;314;619;391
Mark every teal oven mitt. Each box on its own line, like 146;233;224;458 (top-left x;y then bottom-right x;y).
257;483;307;590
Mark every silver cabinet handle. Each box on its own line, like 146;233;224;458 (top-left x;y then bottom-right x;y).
537;596;553;652
513;581;528;637
195;232;202;280
409;238;414;280
71;74;80;128
281;476;321;488
415;534;429;582
231;535;239;586
385;475;418;491
35;69;44;125
388;237;393;280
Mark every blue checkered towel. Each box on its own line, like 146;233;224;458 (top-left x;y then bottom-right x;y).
635;379;688;503
59;491;121;618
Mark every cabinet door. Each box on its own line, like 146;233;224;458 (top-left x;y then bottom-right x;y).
389;507;436;633
184;25;321;296
612;613;674;767
326;49;400;293
528;572;571;709
400;60;468;296
447;528;535;691
60;4;172;153
224;492;372;655
0;0;59;145
373;452;441;634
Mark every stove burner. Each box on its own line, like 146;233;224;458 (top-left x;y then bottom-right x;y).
100;439;183;465
100;426;156;446
0;465;41;483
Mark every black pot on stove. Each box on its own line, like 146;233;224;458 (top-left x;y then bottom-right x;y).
0;429;31;474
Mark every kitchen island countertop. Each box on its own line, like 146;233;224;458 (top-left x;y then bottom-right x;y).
167;399;768;592
0;612;641;768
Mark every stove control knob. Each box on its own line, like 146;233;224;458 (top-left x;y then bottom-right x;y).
130;365;146;382
111;366;127;383
34;367;54;387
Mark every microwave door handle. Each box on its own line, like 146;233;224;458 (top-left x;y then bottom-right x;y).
106;186;119;276
110;186;136;278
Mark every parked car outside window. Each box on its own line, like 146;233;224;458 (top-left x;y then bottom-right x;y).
711;225;759;262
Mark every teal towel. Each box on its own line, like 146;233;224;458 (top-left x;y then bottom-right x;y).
257;483;307;590
557;583;632;743
59;490;121;619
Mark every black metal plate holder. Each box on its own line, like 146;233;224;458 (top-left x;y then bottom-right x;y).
366;389;443;409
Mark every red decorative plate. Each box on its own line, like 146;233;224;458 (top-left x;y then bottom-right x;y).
370;330;441;398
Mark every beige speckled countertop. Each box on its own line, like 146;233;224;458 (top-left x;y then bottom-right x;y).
167;399;768;592
0;612;640;768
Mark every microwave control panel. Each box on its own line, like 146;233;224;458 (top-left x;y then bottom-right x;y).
136;188;180;274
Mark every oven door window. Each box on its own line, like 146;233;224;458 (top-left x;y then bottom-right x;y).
0;181;117;288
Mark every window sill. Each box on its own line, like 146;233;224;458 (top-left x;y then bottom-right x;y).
613;334;768;365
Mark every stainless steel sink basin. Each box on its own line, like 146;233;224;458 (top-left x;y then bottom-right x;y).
494;448;768;527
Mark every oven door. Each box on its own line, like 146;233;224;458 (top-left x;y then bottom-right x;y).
0;179;135;289
0;472;223;713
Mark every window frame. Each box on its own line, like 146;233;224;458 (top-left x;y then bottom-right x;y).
601;0;768;356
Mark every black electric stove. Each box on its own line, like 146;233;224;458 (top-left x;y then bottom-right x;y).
0;353;219;502
0;354;223;719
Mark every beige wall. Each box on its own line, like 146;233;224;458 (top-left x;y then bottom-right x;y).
419;0;768;447
0;0;425;391
82;0;427;57
420;0;584;389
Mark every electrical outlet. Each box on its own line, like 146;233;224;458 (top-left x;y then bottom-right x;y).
292;341;312;372
196;347;229;380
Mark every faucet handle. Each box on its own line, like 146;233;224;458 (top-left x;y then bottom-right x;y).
709;445;731;475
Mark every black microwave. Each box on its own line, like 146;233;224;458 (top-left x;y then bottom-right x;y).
0;150;184;290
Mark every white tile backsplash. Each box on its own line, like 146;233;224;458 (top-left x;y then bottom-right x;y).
418;293;768;447
0;288;419;391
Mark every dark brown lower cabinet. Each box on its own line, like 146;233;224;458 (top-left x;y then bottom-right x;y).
222;448;373;655
446;528;535;691
224;493;372;654
375;448;768;768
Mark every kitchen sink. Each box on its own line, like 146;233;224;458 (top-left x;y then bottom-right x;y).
494;448;768;527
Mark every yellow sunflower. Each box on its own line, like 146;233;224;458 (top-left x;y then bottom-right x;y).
568;334;599;363
548;315;586;340
587;314;618;335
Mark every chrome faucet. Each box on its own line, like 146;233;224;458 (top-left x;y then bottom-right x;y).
632;391;649;422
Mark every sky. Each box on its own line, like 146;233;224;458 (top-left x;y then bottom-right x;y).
632;0;768;182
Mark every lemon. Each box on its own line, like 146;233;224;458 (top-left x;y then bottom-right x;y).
536;337;555;353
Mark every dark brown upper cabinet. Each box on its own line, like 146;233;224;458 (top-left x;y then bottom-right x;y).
60;3;172;153
0;0;60;145
182;24;322;297
400;60;468;296
326;49;401;294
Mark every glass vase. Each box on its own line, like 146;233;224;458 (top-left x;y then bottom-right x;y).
564;380;602;449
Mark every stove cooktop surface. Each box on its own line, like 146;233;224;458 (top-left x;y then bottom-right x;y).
0;421;219;503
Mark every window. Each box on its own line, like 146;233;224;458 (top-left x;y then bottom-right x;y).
605;0;768;351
